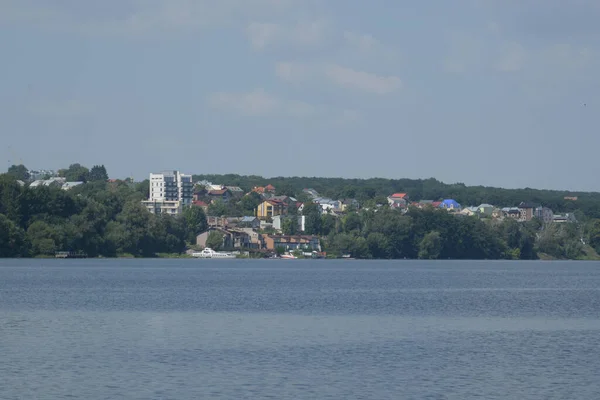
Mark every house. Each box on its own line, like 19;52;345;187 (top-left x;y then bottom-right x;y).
29;177;66;188
256;199;288;219
553;213;577;223
207;216;230;227
265;184;276;193
492;208;504;219
518;202;537;221
226;186;245;197
237;228;264;249
207;188;232;204
196;227;252;250
534;206;554;223
262;235;321;251
564;196;578;201
478;204;494;216
302;188;319;199
62;181;84;191
314;197;341;214
340;198;359;211
502;207;521;220
238;216;260;229
439;199;461;210
460;206;480;217
192;200;209;212
387;193;409;208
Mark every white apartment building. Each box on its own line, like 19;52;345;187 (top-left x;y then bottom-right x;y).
142;170;193;215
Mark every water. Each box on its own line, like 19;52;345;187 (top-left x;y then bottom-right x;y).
1;259;600;399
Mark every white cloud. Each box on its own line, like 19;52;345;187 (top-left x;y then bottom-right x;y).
275;61;402;94
323;64;402;94
207;89;317;117
246;20;328;49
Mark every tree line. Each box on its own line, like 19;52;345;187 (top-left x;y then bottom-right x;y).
0;167;208;258
2;166;600;259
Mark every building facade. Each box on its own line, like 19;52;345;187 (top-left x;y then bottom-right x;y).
142;170;193;214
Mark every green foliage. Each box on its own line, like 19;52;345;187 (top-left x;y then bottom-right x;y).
59;163;90;182
7;164;30;181
0;170;193;258
88;165;109;181
207;200;227;217
282;217;299;235
0;214;28;257
182;206;208;243
206;231;224;250
536;223;584;259
303;203;322;235
418;231;442;259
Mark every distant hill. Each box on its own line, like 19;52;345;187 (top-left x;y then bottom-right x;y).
192;174;600;218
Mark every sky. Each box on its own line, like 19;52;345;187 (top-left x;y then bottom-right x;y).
0;0;598;191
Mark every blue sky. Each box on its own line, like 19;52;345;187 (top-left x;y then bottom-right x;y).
1;0;598;190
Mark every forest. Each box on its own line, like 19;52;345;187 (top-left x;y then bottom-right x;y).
1;166;600;259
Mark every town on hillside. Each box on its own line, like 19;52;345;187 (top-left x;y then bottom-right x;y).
137;170;578;255
5;163;595;260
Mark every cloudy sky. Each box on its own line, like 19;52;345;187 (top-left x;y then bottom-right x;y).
1;0;598;190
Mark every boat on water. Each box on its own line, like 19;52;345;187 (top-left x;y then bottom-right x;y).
192;248;237;259
280;253;297;259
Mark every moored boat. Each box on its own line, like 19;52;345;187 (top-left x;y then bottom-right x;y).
192;248;236;259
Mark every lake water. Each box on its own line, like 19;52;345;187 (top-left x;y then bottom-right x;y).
1;259;600;399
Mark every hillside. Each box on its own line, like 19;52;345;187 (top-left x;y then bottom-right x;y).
193;174;600;218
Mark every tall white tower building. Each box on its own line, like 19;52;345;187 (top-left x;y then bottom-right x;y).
143;170;193;214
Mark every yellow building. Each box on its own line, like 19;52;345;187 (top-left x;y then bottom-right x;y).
256;200;288;219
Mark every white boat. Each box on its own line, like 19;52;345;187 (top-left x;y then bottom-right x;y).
192;248;236;259
280;253;297;259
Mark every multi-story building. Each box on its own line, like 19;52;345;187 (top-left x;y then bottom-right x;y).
142;170;193;215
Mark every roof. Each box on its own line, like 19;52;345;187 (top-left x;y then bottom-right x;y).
519;201;537;208
193;200;208;207
389;193;408;198
265;184;275;190
208;189;228;195
440;199;461;208
226;186;244;192
432;201;442;207
478;203;494;208
240;216;258;222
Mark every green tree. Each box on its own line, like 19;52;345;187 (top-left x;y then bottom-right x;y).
207;200;227;217
239;191;262;215
7;164;30;181
418;231;442;259
88;165;109;181
343;212;362;233
59;163;90;182
303;202;322;235
0;214;28;257
27;220;60;255
182;206;208;242
282;217;299;235
206;231;224;250
321;214;338;236
586;219;600;253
